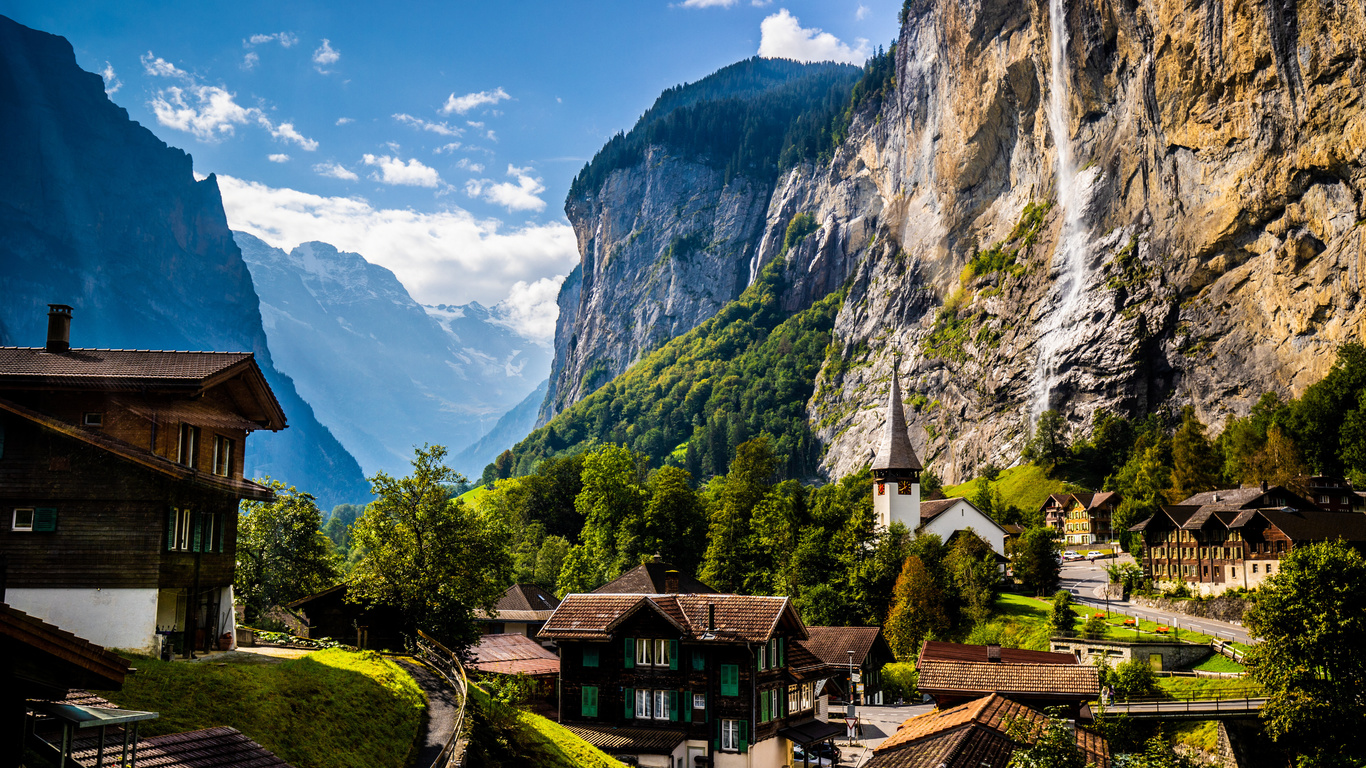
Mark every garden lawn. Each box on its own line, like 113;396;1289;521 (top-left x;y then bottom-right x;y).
967;593;1058;651
1190;654;1245;674
93;649;425;768
1156;675;1262;699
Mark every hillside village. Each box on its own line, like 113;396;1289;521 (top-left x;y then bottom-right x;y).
3;305;1366;767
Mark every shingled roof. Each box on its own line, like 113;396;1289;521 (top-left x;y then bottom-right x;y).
565;724;687;754
476;583;562;622
0;603;130;695
471;633;560;676
797;626;886;668
73;726;294;767
916;642;1098;701
867;694;1110;768
540;593;806;643
592;558;717;595
872;373;922;472
1176;485;1318;510
918;498;960;524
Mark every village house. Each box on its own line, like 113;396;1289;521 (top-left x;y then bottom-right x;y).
0;306;286;656
1041;491;1122;546
914;641;1100;719
539;586;844;768
1130;484;1366;594
475;583;561;643
788;625;896;706
873;373;1008;556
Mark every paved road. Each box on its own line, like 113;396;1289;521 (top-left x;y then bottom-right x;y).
1059;559;1254;645
829;703;934;766
397;657;460;768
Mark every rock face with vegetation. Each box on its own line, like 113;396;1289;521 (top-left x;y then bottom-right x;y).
539;0;1366;484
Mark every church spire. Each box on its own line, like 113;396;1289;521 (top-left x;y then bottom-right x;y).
872;368;922;473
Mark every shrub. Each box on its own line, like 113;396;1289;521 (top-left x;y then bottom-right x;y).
1082;615;1108;640
1049;590;1076;636
1112;658;1159;699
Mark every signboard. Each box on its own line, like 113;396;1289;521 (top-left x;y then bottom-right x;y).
846;716;859;741
851;671;861;683
856;683;865;693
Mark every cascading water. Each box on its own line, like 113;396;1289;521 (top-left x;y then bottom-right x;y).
1029;0;1093;421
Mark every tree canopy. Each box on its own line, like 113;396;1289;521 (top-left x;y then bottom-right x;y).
236;480;339;625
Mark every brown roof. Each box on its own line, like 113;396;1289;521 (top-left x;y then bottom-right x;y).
798;626;884;667
0;397;276;502
540;593;806;644
564;724;686;754
477;584;562;622
916;642;1098;701
869;694;1109;768
1177;485;1319;510
872;373;923;471
471;633;560;676
75;726;294;767
1251;508;1366;542
0;604;129;693
919;641;1077;666
918;498;960;523
593;559;717;595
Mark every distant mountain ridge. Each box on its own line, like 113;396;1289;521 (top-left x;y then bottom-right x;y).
235;233;552;477
0;15;369;506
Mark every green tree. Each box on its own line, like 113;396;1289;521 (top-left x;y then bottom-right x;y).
884;555;948;661
349;445;511;651
641;465;707;573
1115;732;1202;768
323;503;364;556
1109;441;1172;552
946;529;998;625
236;481;339;624
533;535;570;592
1024;410;1070;467
700;437;775;592
1012;526;1062;596
1165;407;1220;503
1003;711;1087;768
1111;657;1158;698
1244;540;1366;765
1243;425;1308;488
1048;590;1076;637
575;444;649;583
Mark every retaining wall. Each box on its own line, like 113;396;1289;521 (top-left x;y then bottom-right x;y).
1049;637;1212;670
1130;594;1253;624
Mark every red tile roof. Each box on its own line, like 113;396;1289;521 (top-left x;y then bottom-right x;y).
916;658;1100;702
919;641;1078;666
798;626;884;666
471;633;560;676
540;593;805;644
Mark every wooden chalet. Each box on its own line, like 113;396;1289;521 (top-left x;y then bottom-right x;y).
1131;484;1366;593
474;583;561;641
1041;491;1122;546
0;306;285;656
865;693;1110;768
789;626;895;706
540;589;843;768
915;641;1099;718
286;584;406;651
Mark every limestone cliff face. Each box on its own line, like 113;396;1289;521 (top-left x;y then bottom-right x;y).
544;0;1366;483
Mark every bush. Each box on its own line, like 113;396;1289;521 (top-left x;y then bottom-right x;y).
881;663;919;703
1112;658;1159;699
1082;614;1108;640
1163;582;1192;599
1049;590;1076;637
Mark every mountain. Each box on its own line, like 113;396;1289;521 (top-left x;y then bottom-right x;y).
533;1;1366;484
234;233;551;476
453;378;548;478
0;15;369;507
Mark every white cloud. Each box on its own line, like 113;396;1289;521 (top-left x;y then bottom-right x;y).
757;9;870;64
493;276;566;341
856;4;869;19
150;84;257;140
441;87;510;115
242;51;260;70
214;174;579;322
454;157;484;173
362;154;441;187
263;120;319;150
465;164;546;212
268;153;290;163
101;63;121;95
314;162;359;180
681;0;738;6
433;142;463;154
312;39;340;72
141;52;190;79
751;0;772;5
394;113;462;137
335;117;353;125
249;32;298;47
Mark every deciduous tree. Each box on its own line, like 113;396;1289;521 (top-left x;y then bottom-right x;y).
236;481;339;624
884;555;948;661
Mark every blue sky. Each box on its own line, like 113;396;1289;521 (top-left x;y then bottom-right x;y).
2;0;900;339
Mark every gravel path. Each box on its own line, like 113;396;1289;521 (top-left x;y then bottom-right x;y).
397;658;461;768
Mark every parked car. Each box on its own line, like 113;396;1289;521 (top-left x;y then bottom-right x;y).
1062;550;1084;561
1086;550;1104;559
793;742;842;766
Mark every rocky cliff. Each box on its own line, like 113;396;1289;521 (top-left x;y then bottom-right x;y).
544;0;1366;484
236;233;551;477
0;15;370;506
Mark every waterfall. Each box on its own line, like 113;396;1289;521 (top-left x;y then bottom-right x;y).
1029;0;1092;421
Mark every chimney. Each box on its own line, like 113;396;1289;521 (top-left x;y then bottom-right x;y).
664;569;680;594
707;603;715;631
1261;480;1269;492
985;644;1001;663
46;304;73;352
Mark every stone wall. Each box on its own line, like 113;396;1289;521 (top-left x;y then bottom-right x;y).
1131;595;1254;625
1049;637;1212;670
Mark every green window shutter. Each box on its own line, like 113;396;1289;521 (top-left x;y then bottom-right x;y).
739;721;748;753
167;508;176;550
582;686;597;717
778;637;785;667
669;690;678;722
760;690;769;722
625;687;634;719
33;508;56;532
583;646;599;668
670;639;679;670
692;650;705;671
684;691;692;723
192;512;203;551
721;664;738;697
217;512;225;553
624;637;635;669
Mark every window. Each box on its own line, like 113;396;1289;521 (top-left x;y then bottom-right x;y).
212;435;234;476
169;508;193;551
178;424;200;467
654;690;669;721
757;644;767;669
693;693;706;711
637;638;653;666
12;508;33;531
721;720;741;751
582;646;599;668
720;664;739;697
788;685;799;714
1252;564;1258;573
636;689;651;719
201;511;219;553
580;686;598;717
801;683;813;711
655;639;670;669
692;650;705;671
83;412;103;427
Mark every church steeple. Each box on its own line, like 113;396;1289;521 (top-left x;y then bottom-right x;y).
872;371;922;477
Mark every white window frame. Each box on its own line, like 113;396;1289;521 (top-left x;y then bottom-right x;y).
202;511;218;552
83;412;104;427
178;424;200;467
655;638;670;668
801;683;813;711
12;508;34;532
635;688;651;719
172;507;194;552
637;638;654;666
757;644;766;669
654;689;669;721
693;693;706;711
212;434;233;477
721;719;739;751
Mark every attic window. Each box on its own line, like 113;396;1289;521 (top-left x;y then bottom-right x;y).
13;508;34;531
83;412;103;427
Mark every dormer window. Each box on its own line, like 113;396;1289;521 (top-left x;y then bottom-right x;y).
82;412;103;427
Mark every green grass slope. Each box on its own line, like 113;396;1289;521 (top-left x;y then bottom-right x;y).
465;686;624;768
944;463;1082;515
94;649;425;768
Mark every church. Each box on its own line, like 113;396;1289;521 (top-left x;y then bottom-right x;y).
870;372;1007;556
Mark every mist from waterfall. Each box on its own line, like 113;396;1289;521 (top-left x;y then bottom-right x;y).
1029;0;1093;422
